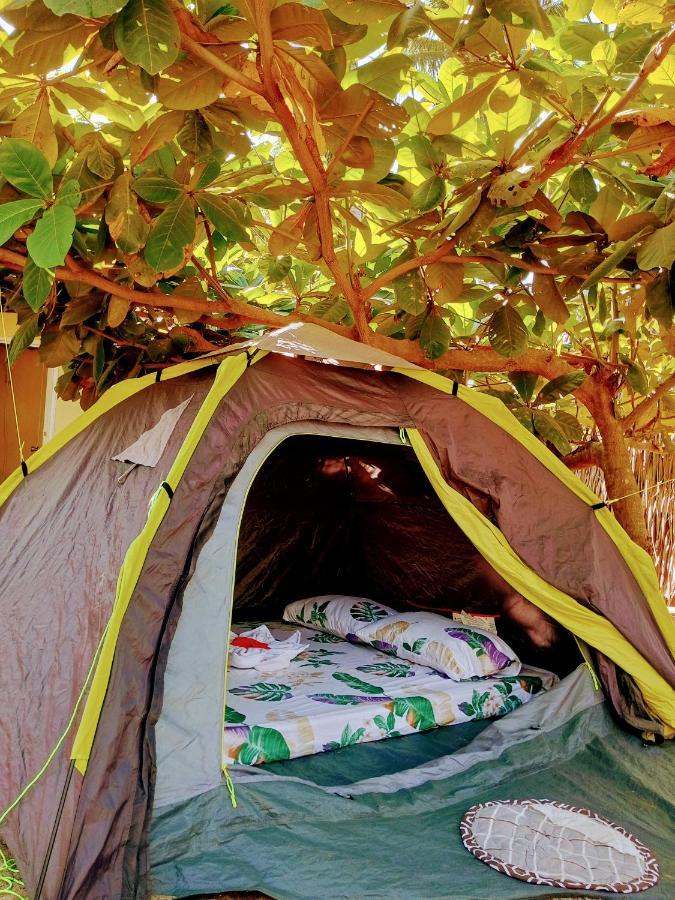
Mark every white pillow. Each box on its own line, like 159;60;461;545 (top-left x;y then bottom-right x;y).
354;610;521;681
283;595;396;640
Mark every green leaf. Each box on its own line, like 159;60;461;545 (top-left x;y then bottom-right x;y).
114;0;181;75
7;315;39;366
332;672;385;694
133;175;183;204
636;221;675;271
0;199;44;247
645;271;673;331
85;141;116;179
535;371;586;404
488;304;527;357
569;167;597;205
55;179;82;209
26;205;76;268
580;230;647;291
532;409;572;456
93;338;105;382
177;110;213;158
23;258;54;312
355;54;411;99
509;372;539;402
351;599;390;622
106;172;150;254
60;294;104;326
267;256;292;283
194;154;223;191
490;0;552;35
0;139;53;199
44;0;123;14
554;410;584;442
310;296;351;323
620;354;649;395
425;261;464;302
196;192;250;243
427;74;503;134
410;175;446;212
387;2;429;49
420;313;450;360
144;195;196;272
393;269;424;314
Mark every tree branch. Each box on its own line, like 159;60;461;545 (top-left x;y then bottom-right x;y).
179;31;266;97
562;442;603;471
363;239;459;301
622;370;675;432
534;26;675;185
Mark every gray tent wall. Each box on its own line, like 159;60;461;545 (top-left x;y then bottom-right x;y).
0;374;213;899
0;340;673;899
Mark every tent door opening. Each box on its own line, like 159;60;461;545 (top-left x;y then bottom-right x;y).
229;429;581;675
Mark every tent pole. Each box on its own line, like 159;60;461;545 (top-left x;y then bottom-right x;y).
35;759;75;900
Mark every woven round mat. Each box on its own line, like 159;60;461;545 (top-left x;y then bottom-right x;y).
460;799;659;893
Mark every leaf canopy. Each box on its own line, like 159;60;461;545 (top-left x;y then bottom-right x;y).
0;0;672;492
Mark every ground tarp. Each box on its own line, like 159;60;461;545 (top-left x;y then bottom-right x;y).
149;669;675;899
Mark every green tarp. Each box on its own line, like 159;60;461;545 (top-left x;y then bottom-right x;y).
150;670;675;899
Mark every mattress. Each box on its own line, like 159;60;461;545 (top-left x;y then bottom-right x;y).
223;623;557;766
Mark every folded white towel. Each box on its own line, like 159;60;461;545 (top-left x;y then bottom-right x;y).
229;624;308;672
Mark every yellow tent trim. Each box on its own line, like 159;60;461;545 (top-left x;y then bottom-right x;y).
71;352;253;773
397;368;675;657
0;352;238;511
407;428;675;734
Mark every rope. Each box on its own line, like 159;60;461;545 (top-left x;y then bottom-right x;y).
0;288;25;466
603;476;675;507
0;620;110;830
0;844;25;899
223;766;238;808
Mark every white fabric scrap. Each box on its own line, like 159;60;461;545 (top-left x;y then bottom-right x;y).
229;625;307;672
112;395;193;468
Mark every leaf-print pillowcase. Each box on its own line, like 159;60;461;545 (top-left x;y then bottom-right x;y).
354;611;521;681
283;595;396;640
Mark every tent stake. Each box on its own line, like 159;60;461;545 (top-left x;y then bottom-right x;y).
35;759;75;900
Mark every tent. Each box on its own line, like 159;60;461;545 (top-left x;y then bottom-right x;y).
1;323;674;900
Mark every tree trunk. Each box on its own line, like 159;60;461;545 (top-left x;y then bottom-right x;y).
589;381;650;552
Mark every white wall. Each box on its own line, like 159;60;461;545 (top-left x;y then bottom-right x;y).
1;312;82;442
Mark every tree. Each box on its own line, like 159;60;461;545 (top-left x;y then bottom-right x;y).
0;0;674;552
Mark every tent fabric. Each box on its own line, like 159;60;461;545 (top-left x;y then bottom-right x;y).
0;326;674;900
407;428;675;730
0;355;230;508
0;374;213;899
155;423;403;810
111;395;194;468
400;368;675;659
148;670;675;900
71;352;250;773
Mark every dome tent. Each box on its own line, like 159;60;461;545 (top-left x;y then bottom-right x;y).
0;323;673;900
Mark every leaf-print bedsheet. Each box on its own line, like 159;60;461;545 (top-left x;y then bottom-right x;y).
223;623;557;766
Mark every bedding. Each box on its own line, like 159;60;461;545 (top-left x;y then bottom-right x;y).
223;623;557;766
283;594;396;639
355;610;521;680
